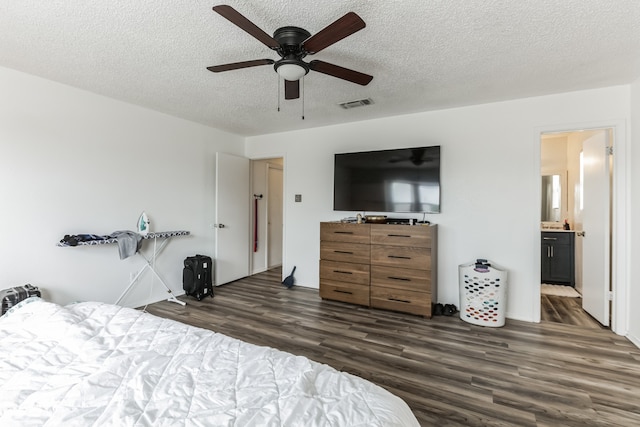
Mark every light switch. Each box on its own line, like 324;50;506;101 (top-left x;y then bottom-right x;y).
295;194;302;202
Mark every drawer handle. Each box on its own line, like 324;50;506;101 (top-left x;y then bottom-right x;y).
333;270;353;275
334;250;354;255
334;231;354;235
334;290;353;295
388;234;411;238
543;237;557;240
388;297;411;304
388;255;411;259
388;276;411;281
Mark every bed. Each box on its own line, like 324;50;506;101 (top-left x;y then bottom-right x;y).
0;298;419;426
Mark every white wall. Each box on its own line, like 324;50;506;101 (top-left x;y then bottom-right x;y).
0;67;244;307
246;86;630;323
3;65;636;334
629;77;640;347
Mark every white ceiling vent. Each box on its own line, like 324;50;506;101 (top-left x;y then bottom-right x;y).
338;98;374;109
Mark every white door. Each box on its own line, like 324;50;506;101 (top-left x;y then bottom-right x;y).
267;165;283;268
215;152;250;285
580;131;610;326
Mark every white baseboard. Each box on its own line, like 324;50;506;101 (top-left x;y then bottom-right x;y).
627;332;640;350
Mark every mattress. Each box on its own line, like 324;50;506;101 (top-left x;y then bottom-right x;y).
0;298;419;426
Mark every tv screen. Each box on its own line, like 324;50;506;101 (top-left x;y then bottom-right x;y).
333;146;441;213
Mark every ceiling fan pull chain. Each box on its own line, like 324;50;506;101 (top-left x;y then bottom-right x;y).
301;77;305;120
277;75;281;112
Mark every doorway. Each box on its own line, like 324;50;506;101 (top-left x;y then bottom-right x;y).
539;129;612;328
250;158;284;275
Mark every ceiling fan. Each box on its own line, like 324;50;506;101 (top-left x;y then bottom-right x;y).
389;148;436;166
207;5;373;100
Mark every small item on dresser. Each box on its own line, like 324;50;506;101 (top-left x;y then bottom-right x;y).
1;284;41;315
364;215;387;224
340;217;358;223
563;219;571;230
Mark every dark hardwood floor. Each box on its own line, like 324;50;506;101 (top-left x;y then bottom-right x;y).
540;294;604;329
144;269;640;427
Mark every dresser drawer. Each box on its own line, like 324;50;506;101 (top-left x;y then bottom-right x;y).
320;260;370;285
321;241;370;264
321;222;370;244
541;231;574;245
371;224;432;248
320;280;370;306
370;245;431;270
370;286;432;317
371;265;430;292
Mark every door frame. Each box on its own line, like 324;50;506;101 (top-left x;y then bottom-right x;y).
533;120;628;335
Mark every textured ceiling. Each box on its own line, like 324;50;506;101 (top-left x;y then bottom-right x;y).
1;0;639;136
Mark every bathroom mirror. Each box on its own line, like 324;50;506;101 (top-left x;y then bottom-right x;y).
541;172;567;222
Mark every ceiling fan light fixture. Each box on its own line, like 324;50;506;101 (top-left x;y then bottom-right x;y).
275;60;309;81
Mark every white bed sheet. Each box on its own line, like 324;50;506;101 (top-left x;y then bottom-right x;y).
0;298;419;426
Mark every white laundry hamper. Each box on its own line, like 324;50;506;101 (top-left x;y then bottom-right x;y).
459;260;507;327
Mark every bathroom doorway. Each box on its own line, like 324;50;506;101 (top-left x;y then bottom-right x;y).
540;128;612;328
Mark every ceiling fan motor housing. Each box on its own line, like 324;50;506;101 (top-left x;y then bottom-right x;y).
273;26;311;76
273;26;311;56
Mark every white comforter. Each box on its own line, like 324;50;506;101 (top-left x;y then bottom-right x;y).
0;298;419;426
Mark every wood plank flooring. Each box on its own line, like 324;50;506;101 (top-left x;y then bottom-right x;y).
143;269;640;427
540;294;604;329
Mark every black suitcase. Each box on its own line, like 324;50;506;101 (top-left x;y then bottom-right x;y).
183;255;213;301
1;284;41;315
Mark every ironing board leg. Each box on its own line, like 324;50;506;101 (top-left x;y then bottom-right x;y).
115;236;186;306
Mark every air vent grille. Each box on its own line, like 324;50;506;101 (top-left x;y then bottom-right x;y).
338;98;374;109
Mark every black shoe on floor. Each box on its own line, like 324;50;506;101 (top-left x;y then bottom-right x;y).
433;303;444;316
443;304;457;316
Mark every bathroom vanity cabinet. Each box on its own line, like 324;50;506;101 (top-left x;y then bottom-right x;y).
541;231;575;286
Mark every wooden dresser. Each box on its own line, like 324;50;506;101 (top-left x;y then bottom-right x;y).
319;222;371;306
319;222;437;317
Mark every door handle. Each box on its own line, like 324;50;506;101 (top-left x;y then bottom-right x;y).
577;231;585;237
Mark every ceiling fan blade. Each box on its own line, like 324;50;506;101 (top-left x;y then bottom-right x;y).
284;79;300;99
302;12;365;54
309;60;373;85
207;59;274;73
213;5;279;49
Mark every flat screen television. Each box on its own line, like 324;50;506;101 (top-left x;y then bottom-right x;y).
333;146;441;213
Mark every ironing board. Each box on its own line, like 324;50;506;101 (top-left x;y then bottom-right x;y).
58;231;190;306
